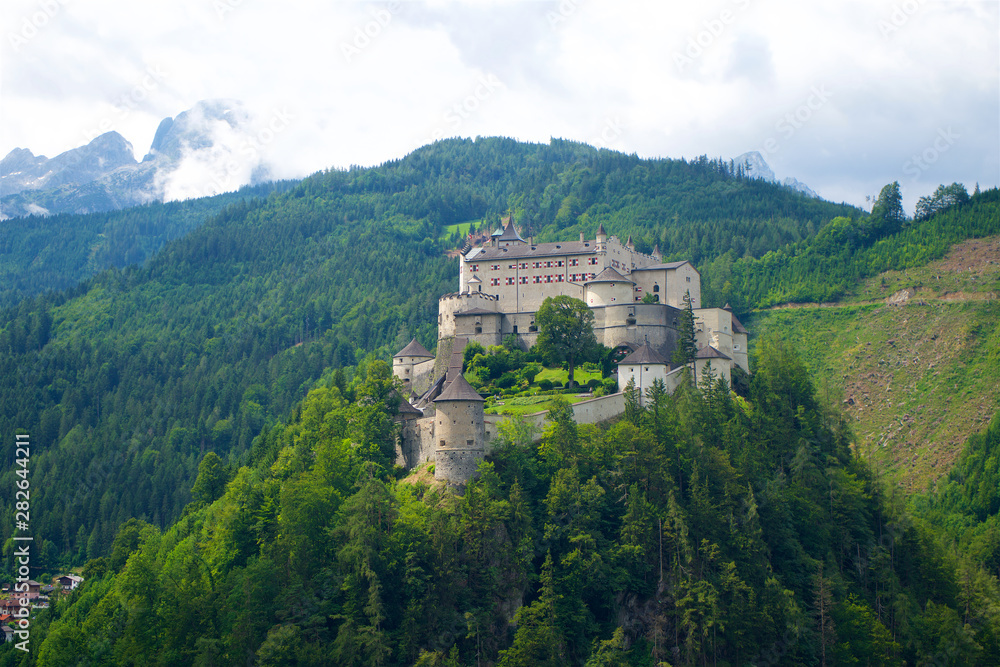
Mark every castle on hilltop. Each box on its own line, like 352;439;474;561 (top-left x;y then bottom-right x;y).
392;217;749;485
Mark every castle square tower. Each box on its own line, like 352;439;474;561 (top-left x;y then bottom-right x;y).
617;343;685;402
629;260;701;309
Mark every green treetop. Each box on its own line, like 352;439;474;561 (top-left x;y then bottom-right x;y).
534;295;598;388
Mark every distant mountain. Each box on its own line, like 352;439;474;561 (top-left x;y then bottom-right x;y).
0;131;138;199
732;150;819;198
0;99;277;219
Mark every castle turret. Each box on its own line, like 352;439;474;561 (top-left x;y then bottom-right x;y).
432;374;486;485
497;216;526;247
596;222;607;251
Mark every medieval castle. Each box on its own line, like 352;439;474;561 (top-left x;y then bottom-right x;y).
392;218;749;485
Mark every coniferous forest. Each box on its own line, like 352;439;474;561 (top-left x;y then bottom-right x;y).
1;137;999;665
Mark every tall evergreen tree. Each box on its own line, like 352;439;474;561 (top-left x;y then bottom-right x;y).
673;290;698;379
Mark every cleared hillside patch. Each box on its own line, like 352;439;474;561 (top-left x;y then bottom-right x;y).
748;236;1000;493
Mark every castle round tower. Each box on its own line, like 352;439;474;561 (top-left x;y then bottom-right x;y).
432;374;486;485
393;338;435;393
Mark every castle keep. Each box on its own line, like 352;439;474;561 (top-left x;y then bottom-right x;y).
394;218;749;485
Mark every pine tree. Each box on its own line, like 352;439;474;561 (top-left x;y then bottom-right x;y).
624;377;643;426
673;290;698;381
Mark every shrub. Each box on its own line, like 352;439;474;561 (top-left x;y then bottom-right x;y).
586;378;601;390
537;379;553;391
601;378;618;394
496;372;518;389
551;380;563;389
519;363;542;384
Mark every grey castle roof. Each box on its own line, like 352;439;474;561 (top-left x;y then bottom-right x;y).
468;238;600;261
395;338;434;359
396;395;423;417
434;373;485;403
696;346;731;361
631;260;691;272
585;266;632;284
731;313;749;335
497;219;525;243
619;343;669;366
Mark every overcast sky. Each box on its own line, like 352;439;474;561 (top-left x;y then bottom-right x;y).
2;0;997;213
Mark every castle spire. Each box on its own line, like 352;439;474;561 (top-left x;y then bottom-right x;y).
596;223;607;247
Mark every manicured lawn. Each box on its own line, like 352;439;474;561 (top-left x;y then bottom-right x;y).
484;392;595;416
534;365;602;387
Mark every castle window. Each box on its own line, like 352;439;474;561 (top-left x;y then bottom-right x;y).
556;260;564;267
653;284;659;293
467;440;474;446
555;275;564;282
545;261;552;268
734;344;740;351
475;326;482;334
589;257;598;265
491;264;500;270
519;263;528;269
533;276;541;283
490;278;500;286
513;325;518;333
519;276;528;284
544;275;552;283
471;264;479;272
440;440;446;447
570;258;579;266
508;264;516;269
505;277;515;285
626;317;636;326
686;276;691;282
533;261;542;268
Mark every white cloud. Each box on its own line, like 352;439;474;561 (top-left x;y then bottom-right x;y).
0;0;996;213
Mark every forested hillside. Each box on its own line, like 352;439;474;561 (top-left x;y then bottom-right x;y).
743;188;1000;492
0;137;858;568
9;347;997;666
0;180;298;308
706;184;1000;312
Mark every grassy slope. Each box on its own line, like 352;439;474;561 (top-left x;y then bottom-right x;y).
747;236;1000;493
